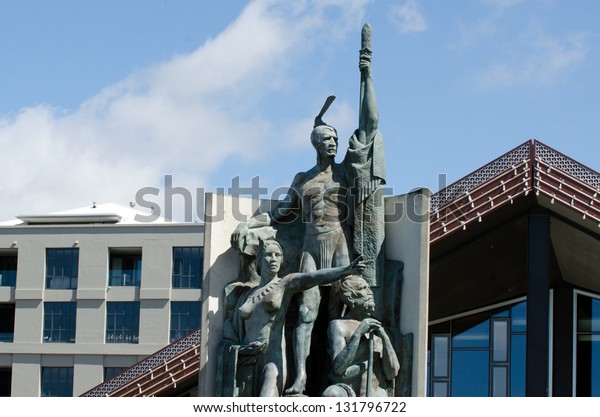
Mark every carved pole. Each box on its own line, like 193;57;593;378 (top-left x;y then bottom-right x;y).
358;23;372;146
366;333;374;396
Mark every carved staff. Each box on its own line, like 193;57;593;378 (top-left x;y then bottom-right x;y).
358;23;372;146
366;332;374;396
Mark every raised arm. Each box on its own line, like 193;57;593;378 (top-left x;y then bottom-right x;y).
286;257;367;294
358;23;379;145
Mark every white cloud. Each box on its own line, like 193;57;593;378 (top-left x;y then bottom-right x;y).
389;0;427;34
0;0;371;222
478;31;587;87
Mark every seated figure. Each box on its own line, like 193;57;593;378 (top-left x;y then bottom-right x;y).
323;275;400;397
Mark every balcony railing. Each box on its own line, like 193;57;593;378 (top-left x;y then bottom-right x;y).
0;270;17;287
108;270;141;287
0;333;14;343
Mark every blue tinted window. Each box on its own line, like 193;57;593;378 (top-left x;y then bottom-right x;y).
172;247;203;289
0;254;17;287
511;301;527;332
492;366;508;397
170;301;201;342
41;367;73;397
510;334;526;396
109;252;142;287
104;367;126;381
428;300;527;397
451;350;489;397
576;294;600;396
106;302;140;343
452;313;489;348
46;248;79;289
43;302;76;343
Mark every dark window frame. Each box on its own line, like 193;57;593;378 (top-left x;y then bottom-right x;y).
106;301;140;344
43;302;76;343
172;247;203;289
41;367;73;397
170;301;201;342
108;251;142;287
46;248;79;289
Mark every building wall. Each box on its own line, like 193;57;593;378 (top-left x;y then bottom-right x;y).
0;223;203;396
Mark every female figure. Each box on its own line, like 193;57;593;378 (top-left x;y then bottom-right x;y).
238;238;366;396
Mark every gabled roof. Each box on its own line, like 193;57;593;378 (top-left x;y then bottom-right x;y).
430;140;600;244
80;328;201;397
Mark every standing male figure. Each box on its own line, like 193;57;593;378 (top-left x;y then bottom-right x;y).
231;107;352;395
230;22;384;396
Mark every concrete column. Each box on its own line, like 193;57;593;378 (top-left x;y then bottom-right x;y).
198;194;265;396
11;354;41;396
74;355;104;396
139;299;169;345
384;189;430;397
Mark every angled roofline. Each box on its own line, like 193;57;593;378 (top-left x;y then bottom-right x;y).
80;328;201;397
430;140;600;243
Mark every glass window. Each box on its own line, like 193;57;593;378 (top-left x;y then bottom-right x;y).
0;304;15;343
0;253;17;287
106;302;140;343
170;301;201;342
451;350;489;397
0;368;10;397
510;334;526;396
452;312;490;348
492;320;509;362
109;251;142;287
428;300;527;397
46;248;79;289
432;381;448;397
41;367;73;397
172;247;203;289
104;367;126;381
492;366;508;397
432;335;449;378
576;294;600;396
43;302;76;343
511;301;527;332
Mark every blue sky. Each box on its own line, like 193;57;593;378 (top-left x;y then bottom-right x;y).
1;0;599;222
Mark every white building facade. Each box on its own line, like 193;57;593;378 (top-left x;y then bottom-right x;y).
0;203;204;396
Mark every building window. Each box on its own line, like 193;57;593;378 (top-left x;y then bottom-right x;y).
575;292;600;396
104;367;126;381
428;300;527;397
170;301;201;342
46;248;79;289
43;302;76;343
106;302;140;343
0;368;11;397
41;367;73;397
172;247;203;289
0;252;17;287
0;304;15;343
109;249;142;287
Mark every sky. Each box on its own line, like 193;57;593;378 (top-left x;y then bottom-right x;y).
0;0;599;222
